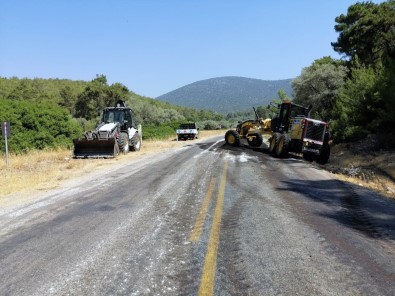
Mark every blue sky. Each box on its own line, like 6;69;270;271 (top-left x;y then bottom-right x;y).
0;0;383;98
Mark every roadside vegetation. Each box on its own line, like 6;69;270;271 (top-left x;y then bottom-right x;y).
0;75;230;153
292;1;395;148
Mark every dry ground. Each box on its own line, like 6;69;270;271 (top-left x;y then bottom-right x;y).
1;130;394;207
326;144;395;198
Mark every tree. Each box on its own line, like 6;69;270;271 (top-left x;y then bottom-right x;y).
74;75;131;120
330;1;395;146
331;62;381;142
59;86;76;115
277;89;288;100
332;1;395;66
292;57;348;121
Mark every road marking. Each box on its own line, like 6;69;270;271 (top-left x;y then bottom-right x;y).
198;160;228;296
189;177;217;242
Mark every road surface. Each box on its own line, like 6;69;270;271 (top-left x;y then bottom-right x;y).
0;136;394;295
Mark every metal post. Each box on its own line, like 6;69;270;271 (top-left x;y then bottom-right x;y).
4;124;9;171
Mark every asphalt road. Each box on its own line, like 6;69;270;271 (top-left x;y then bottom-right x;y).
0;136;394;295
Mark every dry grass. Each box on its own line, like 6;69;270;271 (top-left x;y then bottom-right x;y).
0;130;225;200
328;145;395;198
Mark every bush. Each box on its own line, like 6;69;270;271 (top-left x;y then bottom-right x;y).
0;99;82;153
142;121;184;140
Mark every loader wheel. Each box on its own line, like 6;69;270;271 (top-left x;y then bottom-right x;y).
275;134;289;157
248;133;263;147
225;130;240;146
113;141;120;156
117;132;129;154
130;133;141;151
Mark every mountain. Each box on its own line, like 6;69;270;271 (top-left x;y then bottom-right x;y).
156;76;293;114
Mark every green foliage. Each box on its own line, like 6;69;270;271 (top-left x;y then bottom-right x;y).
331;63;382;142
332;1;395;66
74;75;131;120
329;1;395;146
0;99;82;153
127;93;224;126
0;77;86;105
199;120;219;130
143;121;183;140
376;58;395;134
0;75;230;153
292;57;348;121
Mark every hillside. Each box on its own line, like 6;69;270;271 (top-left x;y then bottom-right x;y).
157;76;293;114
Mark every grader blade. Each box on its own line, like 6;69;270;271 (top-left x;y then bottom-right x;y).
73;138;118;158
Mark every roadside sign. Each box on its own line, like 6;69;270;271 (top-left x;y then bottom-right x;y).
2;122;11;138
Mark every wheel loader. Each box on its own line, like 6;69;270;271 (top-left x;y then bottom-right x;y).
224;100;330;164
73;100;142;158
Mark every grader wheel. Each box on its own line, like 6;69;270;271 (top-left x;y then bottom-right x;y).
275;134;289;157
247;133;263;147
225;130;240;147
268;133;278;154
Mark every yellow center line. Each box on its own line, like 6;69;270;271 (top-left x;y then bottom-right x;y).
198;160;228;296
189;177;217;242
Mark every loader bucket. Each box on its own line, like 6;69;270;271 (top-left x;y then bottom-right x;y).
73;138;119;158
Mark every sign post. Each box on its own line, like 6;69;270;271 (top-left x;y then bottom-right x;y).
1;122;11;171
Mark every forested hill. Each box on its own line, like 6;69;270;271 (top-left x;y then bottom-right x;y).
156;76;293;113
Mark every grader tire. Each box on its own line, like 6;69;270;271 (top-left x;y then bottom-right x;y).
225;130;240;147
275;134;289;157
248;133;263;147
269;132;282;155
316;142;330;164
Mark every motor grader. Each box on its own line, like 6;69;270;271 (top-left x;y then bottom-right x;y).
73;100;142;158
225;107;272;148
225;100;330;164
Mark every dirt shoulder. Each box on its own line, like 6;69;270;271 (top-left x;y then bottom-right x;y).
325;143;395;199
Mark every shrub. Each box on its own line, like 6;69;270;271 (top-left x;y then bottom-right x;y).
0;99;82;153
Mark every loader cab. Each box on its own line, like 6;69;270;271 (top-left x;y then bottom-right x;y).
102;107;134;131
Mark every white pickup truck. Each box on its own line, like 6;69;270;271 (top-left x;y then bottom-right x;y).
176;123;199;141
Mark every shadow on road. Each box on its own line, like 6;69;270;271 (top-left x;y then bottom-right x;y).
278;178;395;242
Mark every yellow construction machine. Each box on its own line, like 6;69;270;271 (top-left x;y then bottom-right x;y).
225;107;272;148
225;100;330;164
